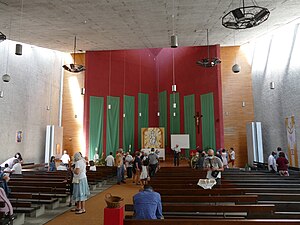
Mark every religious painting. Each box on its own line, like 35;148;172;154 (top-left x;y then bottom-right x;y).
142;127;164;149
285;116;298;167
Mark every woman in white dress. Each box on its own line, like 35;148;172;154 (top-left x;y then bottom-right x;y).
140;160;149;186
71;152;90;214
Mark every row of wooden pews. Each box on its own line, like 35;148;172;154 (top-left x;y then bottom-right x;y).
0;165;116;224
124;167;300;225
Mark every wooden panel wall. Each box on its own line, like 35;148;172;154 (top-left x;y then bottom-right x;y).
220;46;254;168
62;53;85;158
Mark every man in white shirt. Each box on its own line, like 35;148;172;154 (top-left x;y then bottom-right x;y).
172;144;181;166
268;151;277;173
105;152;115;167
11;159;22;175
61;150;70;167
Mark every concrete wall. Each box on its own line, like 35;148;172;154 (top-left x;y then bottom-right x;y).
250;23;300;165
0;40;64;164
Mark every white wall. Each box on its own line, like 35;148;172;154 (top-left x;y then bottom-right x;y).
0;40;64;164
248;22;300;166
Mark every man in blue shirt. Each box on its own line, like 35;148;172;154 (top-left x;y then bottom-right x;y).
133;185;163;219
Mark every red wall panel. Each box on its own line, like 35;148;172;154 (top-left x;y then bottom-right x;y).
84;46;224;157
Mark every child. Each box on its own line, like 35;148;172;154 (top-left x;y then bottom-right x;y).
140;159;149;186
89;161;96;171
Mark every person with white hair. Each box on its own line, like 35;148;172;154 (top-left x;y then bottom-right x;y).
203;149;224;185
71;152;90;214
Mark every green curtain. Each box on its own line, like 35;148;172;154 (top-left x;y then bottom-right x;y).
123;95;135;152
89;96;104;160
170;92;180;134
184;94;196;157
201;92;216;150
138;93;149;149
106;96;120;156
159;91;167;146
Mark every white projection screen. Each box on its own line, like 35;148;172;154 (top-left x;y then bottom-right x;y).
171;134;190;149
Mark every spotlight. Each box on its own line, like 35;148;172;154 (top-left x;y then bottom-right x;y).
15;44;22;56
232;64;241;73
171;35;178;48
0;32;6;42
2;74;11;82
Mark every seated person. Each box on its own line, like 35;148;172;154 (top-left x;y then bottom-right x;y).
133;185;163;219
11;159;22;175
0;187;13;217
89;161;96;171
1;152;23;169
3;164;11;177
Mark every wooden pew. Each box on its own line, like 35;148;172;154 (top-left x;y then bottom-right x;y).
125;203;276;219
124;219;300;225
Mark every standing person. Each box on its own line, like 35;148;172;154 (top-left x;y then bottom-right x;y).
276;152;289;176
148;148;159;177
105;152;115;167
229;148;236;168
221;149;228;168
48;156;56;171
172;144;181;166
197;151;206;169
116;149;126;185
140;160;149;186
203;149;224;185
133;185;163;219
61;150;70;168
93;152;99;163
268;151;277;173
125;152;133;179
71;152;90;214
133;152;142;185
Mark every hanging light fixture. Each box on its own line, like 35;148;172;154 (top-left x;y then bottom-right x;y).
170;0;178;48
196;29;221;68
15;0;24;56
107;51;112;110
222;0;270;29
0;32;6;42
232;30;241;73
63;36;85;73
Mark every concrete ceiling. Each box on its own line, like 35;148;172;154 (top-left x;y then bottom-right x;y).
0;0;299;52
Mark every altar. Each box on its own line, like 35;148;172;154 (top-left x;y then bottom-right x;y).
141;127;165;161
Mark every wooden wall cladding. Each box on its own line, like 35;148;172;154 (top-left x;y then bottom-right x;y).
220;46;254;168
62;53;85;158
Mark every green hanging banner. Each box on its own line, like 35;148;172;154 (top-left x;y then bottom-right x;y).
89;96;104;160
159;91;167;146
184;94;196;157
123;95;135;152
170;92;180;134
138;93;149;149
201;92;216;150
106;96;120;156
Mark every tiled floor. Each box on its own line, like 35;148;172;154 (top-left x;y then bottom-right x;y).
22;179;117;225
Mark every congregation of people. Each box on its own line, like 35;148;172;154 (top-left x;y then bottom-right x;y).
0;145;292;221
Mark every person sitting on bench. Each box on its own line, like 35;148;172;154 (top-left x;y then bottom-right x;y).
133;185;163;219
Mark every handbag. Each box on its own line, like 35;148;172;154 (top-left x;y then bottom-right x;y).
72;177;80;184
209;159;219;178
